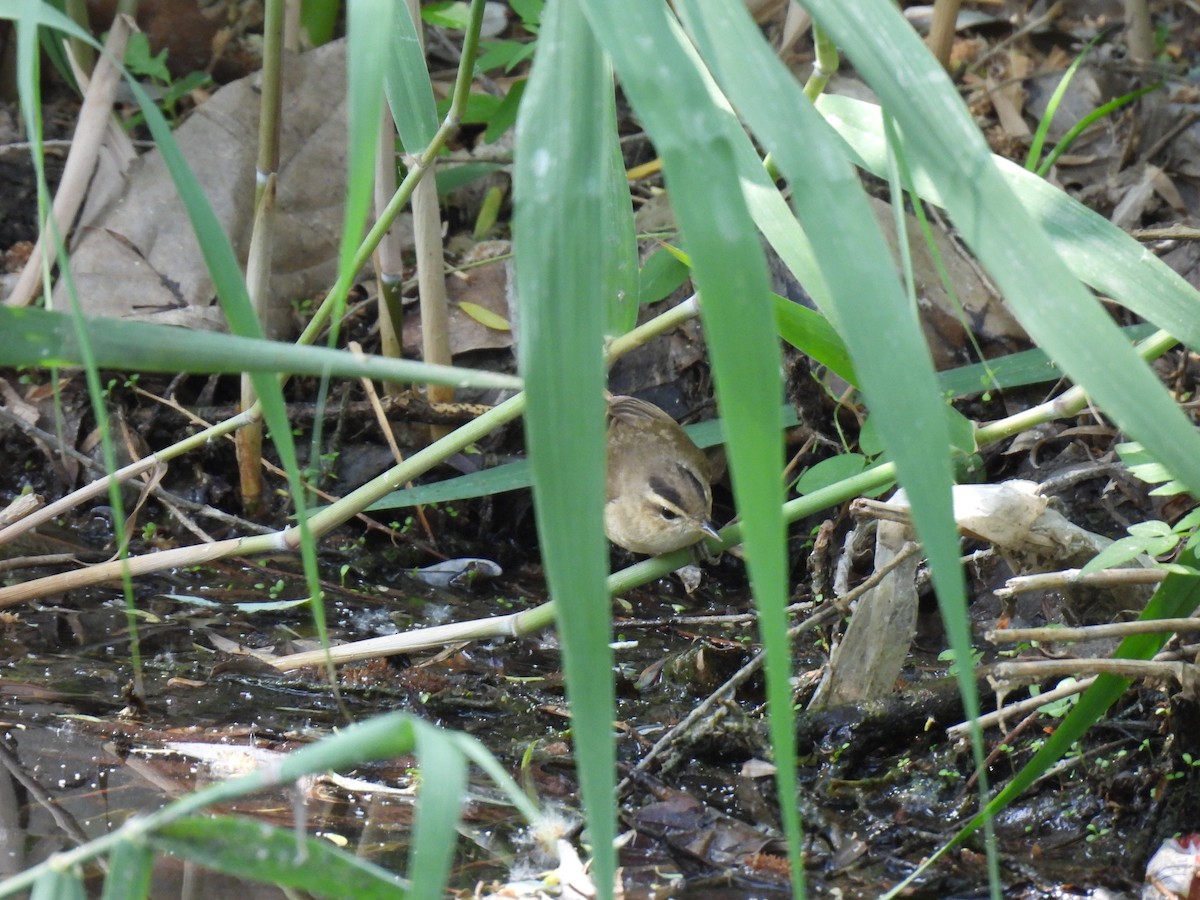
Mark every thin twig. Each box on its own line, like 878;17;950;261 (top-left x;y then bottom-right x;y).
964;1;1064;78
948;675;1097;738
988;615;1199;646
994;657;1195;683
994;567;1165;602
0;404;269;539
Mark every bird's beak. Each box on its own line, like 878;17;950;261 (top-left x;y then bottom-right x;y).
700;520;722;543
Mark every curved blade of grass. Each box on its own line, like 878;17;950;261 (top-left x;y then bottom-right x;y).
176;715;503;816
575;2;791;890
12;5;154;694
797;0;1200;889
1024;33;1101;171
123;63;329;673
148;816;408;898
806;35;1200;893
513;0;621;892
1;715;538;899
0;305;520;389
0;2;84;46
1036;81;1162;177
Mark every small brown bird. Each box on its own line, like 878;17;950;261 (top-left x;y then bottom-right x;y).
604;394;721;555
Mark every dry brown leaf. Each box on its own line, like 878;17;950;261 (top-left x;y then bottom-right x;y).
403;253;514;356
59;40;410;331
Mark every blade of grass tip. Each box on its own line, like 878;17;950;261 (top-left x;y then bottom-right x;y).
453;731;545;826
514;1;617;895
342;0;391;281
387;0;438;151
1036;81;1163;177
1025;32;1101;171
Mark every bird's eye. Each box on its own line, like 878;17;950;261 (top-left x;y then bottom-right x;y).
659;507;680;521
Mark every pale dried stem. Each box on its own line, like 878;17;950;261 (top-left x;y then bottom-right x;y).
994;566;1165;601
996;657;1196;684
949;675;1097;737
990;616;1200;646
6;18;131;307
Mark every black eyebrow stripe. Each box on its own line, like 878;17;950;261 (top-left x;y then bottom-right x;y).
673;462;708;499
648;476;684;509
